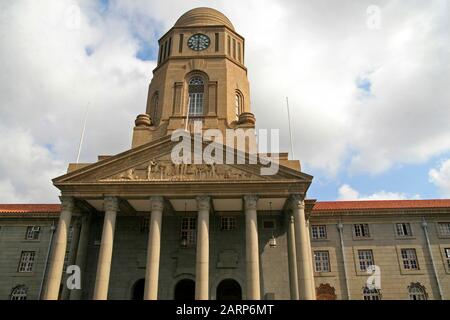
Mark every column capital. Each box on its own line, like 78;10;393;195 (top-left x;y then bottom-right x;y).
150;196;164;212
59;196;74;212
289;194;305;209
103;196;118;212
244;195;259;210
196;196;211;211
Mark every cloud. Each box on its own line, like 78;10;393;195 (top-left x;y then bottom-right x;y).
337;184;420;200
429;159;450;197
0;0;448;202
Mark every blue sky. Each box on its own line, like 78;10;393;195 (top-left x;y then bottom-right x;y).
0;0;449;202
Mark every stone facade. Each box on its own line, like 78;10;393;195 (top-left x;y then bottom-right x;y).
0;7;449;301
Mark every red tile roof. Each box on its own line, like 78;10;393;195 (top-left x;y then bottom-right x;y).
313;199;450;211
0;204;61;213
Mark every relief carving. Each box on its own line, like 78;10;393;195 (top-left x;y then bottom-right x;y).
102;160;258;182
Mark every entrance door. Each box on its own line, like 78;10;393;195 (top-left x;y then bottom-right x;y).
174;279;195;300
216;279;242;300
131;278;145;300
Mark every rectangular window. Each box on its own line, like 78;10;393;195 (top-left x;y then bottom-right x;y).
220;217;236;231
358;249;374;271
311;225;327;240
438;223;450;236
158;44;163;64
140;217;150;233
237;42;241;61
444;248;450;268
262;220;276;230
227;36;231;55
181;217;196;246
232;38;236;59
396;223;412;236
162;40;167;60
401;248;419;270
354;224;370;238
215;33;219;52
314;251;330;272
179;34;184;53
25;226;40;240
167;37;172;57
18;251;35;273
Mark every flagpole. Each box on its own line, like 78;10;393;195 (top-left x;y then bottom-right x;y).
76;103;89;163
286;97;295;160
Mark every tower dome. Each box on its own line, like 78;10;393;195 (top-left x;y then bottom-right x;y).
174;7;235;30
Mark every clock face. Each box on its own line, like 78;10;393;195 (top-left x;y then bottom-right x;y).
187;34;210;51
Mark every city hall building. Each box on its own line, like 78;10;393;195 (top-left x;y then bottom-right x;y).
1;8;450;301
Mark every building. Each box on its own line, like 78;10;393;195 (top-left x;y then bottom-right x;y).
1;7;449;301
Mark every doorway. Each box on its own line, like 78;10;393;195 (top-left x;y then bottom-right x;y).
174;279;195;300
131;278;145;300
216;279;242;300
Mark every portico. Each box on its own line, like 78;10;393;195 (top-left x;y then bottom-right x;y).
43;189;315;300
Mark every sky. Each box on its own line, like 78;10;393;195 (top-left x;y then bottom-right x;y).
0;0;449;203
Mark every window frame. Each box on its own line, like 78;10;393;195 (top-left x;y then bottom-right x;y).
353;223;371;239
437;222;450;238
10;285;28;301
220;216;237;231
180;216;197;246
188;76;205;117
363;286;382;300
17;251;36;273
401;248;419;270
395;222;413;237
408;283;427;300
311;225;327;240
25;226;41;241
357;249;375;272
314;250;331;273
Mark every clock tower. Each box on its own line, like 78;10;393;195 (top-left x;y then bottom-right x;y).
132;7;256;148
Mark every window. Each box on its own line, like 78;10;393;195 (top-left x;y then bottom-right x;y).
238;42;242;62
167;37;172;57
354;224;370;238
181;217;196;246
188;76;204;116
401;248;419;270
314;251;330;272
25;226;40;240
311;225;327;240
151;92;159;124
179;34;184;53
408;283;427;300
235;92;242;121
10;285;27;300
215;33;219;52
232;38;236;59
438;222;450;236
141;217;150;233
18;251;35;273
262;220;276;230
227;36;231;55
220;217;236;231
396;223;412;237
363;286;381;300
444;248;450;268
358;250;374;271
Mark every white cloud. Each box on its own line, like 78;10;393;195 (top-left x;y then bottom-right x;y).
0;0;448;201
337;184;420;200
429;159;450;197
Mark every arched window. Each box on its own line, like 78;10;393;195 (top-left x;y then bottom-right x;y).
151;92;159;125
235;91;243;121
188;76;204;116
408;283;427;300
10;285;27;300
363;286;381;300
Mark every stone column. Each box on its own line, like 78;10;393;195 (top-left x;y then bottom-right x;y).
290;194;315;300
43;196;74;300
195;196;210;300
286;212;299;300
93;196;118;300
304;217;316;299
144;196;164;300
70;213;92;300
61;217;81;300
244;195;261;300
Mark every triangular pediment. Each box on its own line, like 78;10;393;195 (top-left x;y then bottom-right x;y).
53;134;313;186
